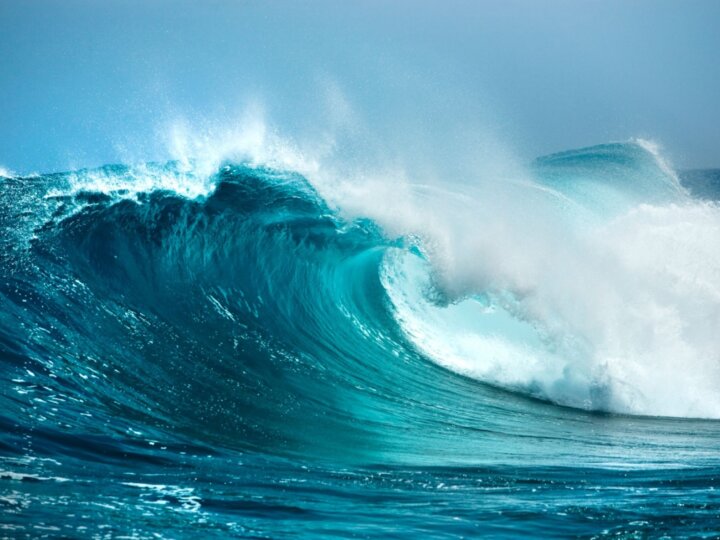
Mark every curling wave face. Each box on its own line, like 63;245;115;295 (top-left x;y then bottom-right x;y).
2;142;720;537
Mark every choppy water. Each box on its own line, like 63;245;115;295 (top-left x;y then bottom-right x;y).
1;141;720;538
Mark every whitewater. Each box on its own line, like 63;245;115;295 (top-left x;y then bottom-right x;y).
2;126;720;537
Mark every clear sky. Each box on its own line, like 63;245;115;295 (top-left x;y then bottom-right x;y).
1;0;719;174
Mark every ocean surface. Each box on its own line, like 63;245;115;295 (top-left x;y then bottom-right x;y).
1;141;720;538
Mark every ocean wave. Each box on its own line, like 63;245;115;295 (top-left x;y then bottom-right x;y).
3;140;720;537
1;141;719;468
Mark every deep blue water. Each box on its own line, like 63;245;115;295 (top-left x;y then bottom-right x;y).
1;143;720;538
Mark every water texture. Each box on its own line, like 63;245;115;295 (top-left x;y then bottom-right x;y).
1;141;720;538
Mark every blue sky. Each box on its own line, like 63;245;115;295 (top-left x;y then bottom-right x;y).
1;0;719;174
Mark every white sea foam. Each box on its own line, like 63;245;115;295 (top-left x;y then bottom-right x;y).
57;163;215;200
375;155;720;418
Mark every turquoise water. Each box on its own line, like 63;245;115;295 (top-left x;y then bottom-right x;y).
1;142;720;538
